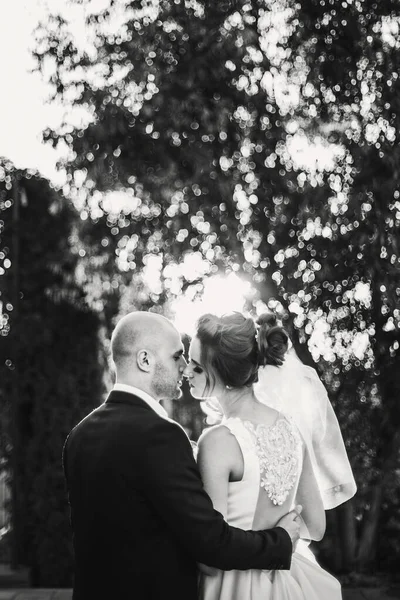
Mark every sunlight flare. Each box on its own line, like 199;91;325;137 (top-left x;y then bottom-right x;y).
171;273;253;336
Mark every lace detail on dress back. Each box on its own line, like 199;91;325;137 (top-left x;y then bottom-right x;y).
242;417;303;506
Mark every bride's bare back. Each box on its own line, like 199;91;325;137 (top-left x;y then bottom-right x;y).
198;401;303;531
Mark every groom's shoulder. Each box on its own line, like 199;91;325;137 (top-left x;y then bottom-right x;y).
144;413;189;439
65;400;188;446
134;413;192;453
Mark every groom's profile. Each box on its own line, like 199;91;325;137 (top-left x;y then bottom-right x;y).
63;311;301;600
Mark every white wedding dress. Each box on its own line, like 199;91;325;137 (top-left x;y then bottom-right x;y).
198;415;342;600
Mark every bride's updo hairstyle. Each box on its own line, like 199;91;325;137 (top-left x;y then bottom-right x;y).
256;313;289;367
196;312;259;393
195;312;290;393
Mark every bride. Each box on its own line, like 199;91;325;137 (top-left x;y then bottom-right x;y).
184;312;356;600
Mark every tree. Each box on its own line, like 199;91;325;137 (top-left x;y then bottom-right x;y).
0;161;103;585
280;0;400;571
34;0;297;288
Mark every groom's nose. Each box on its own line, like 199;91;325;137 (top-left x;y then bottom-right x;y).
180;356;188;370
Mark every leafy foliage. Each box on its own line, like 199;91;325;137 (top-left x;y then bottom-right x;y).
0;161;103;585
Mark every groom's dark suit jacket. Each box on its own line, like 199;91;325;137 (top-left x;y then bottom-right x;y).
63;390;292;600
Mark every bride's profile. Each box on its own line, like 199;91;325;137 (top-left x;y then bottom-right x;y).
184;311;356;600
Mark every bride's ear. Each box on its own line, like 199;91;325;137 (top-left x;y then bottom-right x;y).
137;349;152;372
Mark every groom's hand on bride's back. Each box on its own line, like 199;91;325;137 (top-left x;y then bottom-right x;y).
276;505;302;551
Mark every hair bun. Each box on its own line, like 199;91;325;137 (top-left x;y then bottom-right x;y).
195;311;259;390
196;313;222;342
256;313;278;329
257;313;288;367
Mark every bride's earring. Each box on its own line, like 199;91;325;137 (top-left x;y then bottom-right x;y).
226;385;232;390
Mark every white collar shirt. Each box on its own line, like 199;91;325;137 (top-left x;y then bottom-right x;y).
112;383;168;420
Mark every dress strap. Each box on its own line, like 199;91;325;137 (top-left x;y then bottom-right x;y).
222;418;258;465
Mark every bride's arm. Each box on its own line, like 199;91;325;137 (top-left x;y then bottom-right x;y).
198;426;235;514
196;425;243;575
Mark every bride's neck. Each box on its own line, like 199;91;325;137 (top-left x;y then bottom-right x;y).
218;387;258;419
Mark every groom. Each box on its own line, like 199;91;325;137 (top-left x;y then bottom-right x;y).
63;311;301;600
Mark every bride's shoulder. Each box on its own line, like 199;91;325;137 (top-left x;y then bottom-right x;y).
198;423;232;444
198;423;239;454
197;423;243;474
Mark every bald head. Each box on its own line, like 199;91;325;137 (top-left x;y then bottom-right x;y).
110;311;186;401
111;311;175;369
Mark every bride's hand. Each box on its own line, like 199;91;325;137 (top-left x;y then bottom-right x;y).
197;562;218;576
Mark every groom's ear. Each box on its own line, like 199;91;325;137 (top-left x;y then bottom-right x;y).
137;349;152;373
